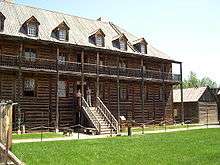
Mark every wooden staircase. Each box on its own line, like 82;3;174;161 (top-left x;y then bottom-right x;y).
82;97;118;135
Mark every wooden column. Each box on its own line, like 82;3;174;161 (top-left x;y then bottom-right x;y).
117;55;120;130
141;58;145;125
96;52;100;100
17;43;23;134
55;47;59;133
180;62;184;123
81;50;85;97
162;63;166;123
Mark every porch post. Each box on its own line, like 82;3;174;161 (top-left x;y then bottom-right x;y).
96;52;100;100
141;58;145;125
117;55;120;131
180;62;184;123
17;43;23;134
55;47;60;133
81;50;85;97
162;63;166;124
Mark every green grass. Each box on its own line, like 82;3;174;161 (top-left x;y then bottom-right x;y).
13;132;64;140
12;128;220;165
124;124;202;133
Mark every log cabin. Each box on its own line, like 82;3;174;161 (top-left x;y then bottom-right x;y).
0;1;183;134
173;87;219;124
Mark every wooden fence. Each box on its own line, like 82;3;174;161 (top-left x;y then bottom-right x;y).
0;100;24;165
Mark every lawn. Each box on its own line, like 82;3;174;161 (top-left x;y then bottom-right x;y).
13;132;64;140
12;128;220;165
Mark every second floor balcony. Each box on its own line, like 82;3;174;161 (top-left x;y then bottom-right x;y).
0;54;181;83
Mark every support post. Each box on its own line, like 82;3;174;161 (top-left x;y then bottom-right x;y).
55;47;59;133
117;55;120;131
96;52;100;100
180;62;184;123
141;58;145;127
81;50;85;97
17;43;23;134
162;63;166;125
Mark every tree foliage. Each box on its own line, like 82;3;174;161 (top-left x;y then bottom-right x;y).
176;71;218;89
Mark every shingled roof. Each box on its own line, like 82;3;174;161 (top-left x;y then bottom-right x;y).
173;87;207;103
0;1;176;61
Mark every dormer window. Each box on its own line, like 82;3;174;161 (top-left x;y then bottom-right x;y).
96;35;104;47
132;38;148;54
27;24;37;37
112;33;128;51
140;44;146;54
89;29;105;47
53;21;70;42
0;12;6;31
58;30;67;41
119;40;127;51
22;16;40;37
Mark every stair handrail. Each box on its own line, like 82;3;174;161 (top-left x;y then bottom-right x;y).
97;97;118;132
81;97;101;133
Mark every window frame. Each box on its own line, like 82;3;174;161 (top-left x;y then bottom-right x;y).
27;23;38;37
119;40;127;51
23;78;36;97
24;48;37;61
58;80;67;97
58;29;67;41
95;35;104;47
120;84;128;101
140;44;146;54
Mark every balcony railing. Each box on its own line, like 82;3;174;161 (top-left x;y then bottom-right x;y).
0;54;181;83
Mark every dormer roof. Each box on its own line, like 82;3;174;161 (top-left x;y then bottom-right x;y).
132;38;148;46
112;33;128;42
0;12;6;20
54;21;70;31
89;28;105;37
24;16;40;25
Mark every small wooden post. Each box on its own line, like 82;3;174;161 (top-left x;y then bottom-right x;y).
81;50;85;97
17;43;23;134
55;47;60;133
141;57;145;130
96;52;100;100
180;62;184;123
161;63;166;128
117;55;120;131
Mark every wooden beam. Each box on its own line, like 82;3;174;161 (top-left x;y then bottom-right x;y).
96;52;100;99
180;62;184;123
55;47;59;133
81;50;85;97
141;58;145;125
117;55;120;130
17;43;23;134
162;63;166;123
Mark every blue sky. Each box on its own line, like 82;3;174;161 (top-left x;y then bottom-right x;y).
16;0;220;84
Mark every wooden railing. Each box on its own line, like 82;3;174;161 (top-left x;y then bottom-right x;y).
97;97;118;133
0;54;181;82
0;54;18;68
81;97;101;134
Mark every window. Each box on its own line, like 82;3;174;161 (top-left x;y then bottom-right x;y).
0;19;4;31
140;44;146;54
58;30;67;41
58;55;66;65
96;35;103;47
120;84;128;101
24;48;37;61
24;78;36;97
27;24;37;37
119;40;127;51
58;81;67;97
119;60;126;68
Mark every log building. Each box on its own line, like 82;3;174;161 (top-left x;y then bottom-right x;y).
173;87;219;124
0;1;183;134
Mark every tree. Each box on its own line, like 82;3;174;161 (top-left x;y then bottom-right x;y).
175;71;218;89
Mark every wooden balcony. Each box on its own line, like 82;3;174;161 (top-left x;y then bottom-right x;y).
0;54;181;83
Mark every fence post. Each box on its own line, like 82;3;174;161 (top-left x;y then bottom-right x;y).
0;100;13;163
